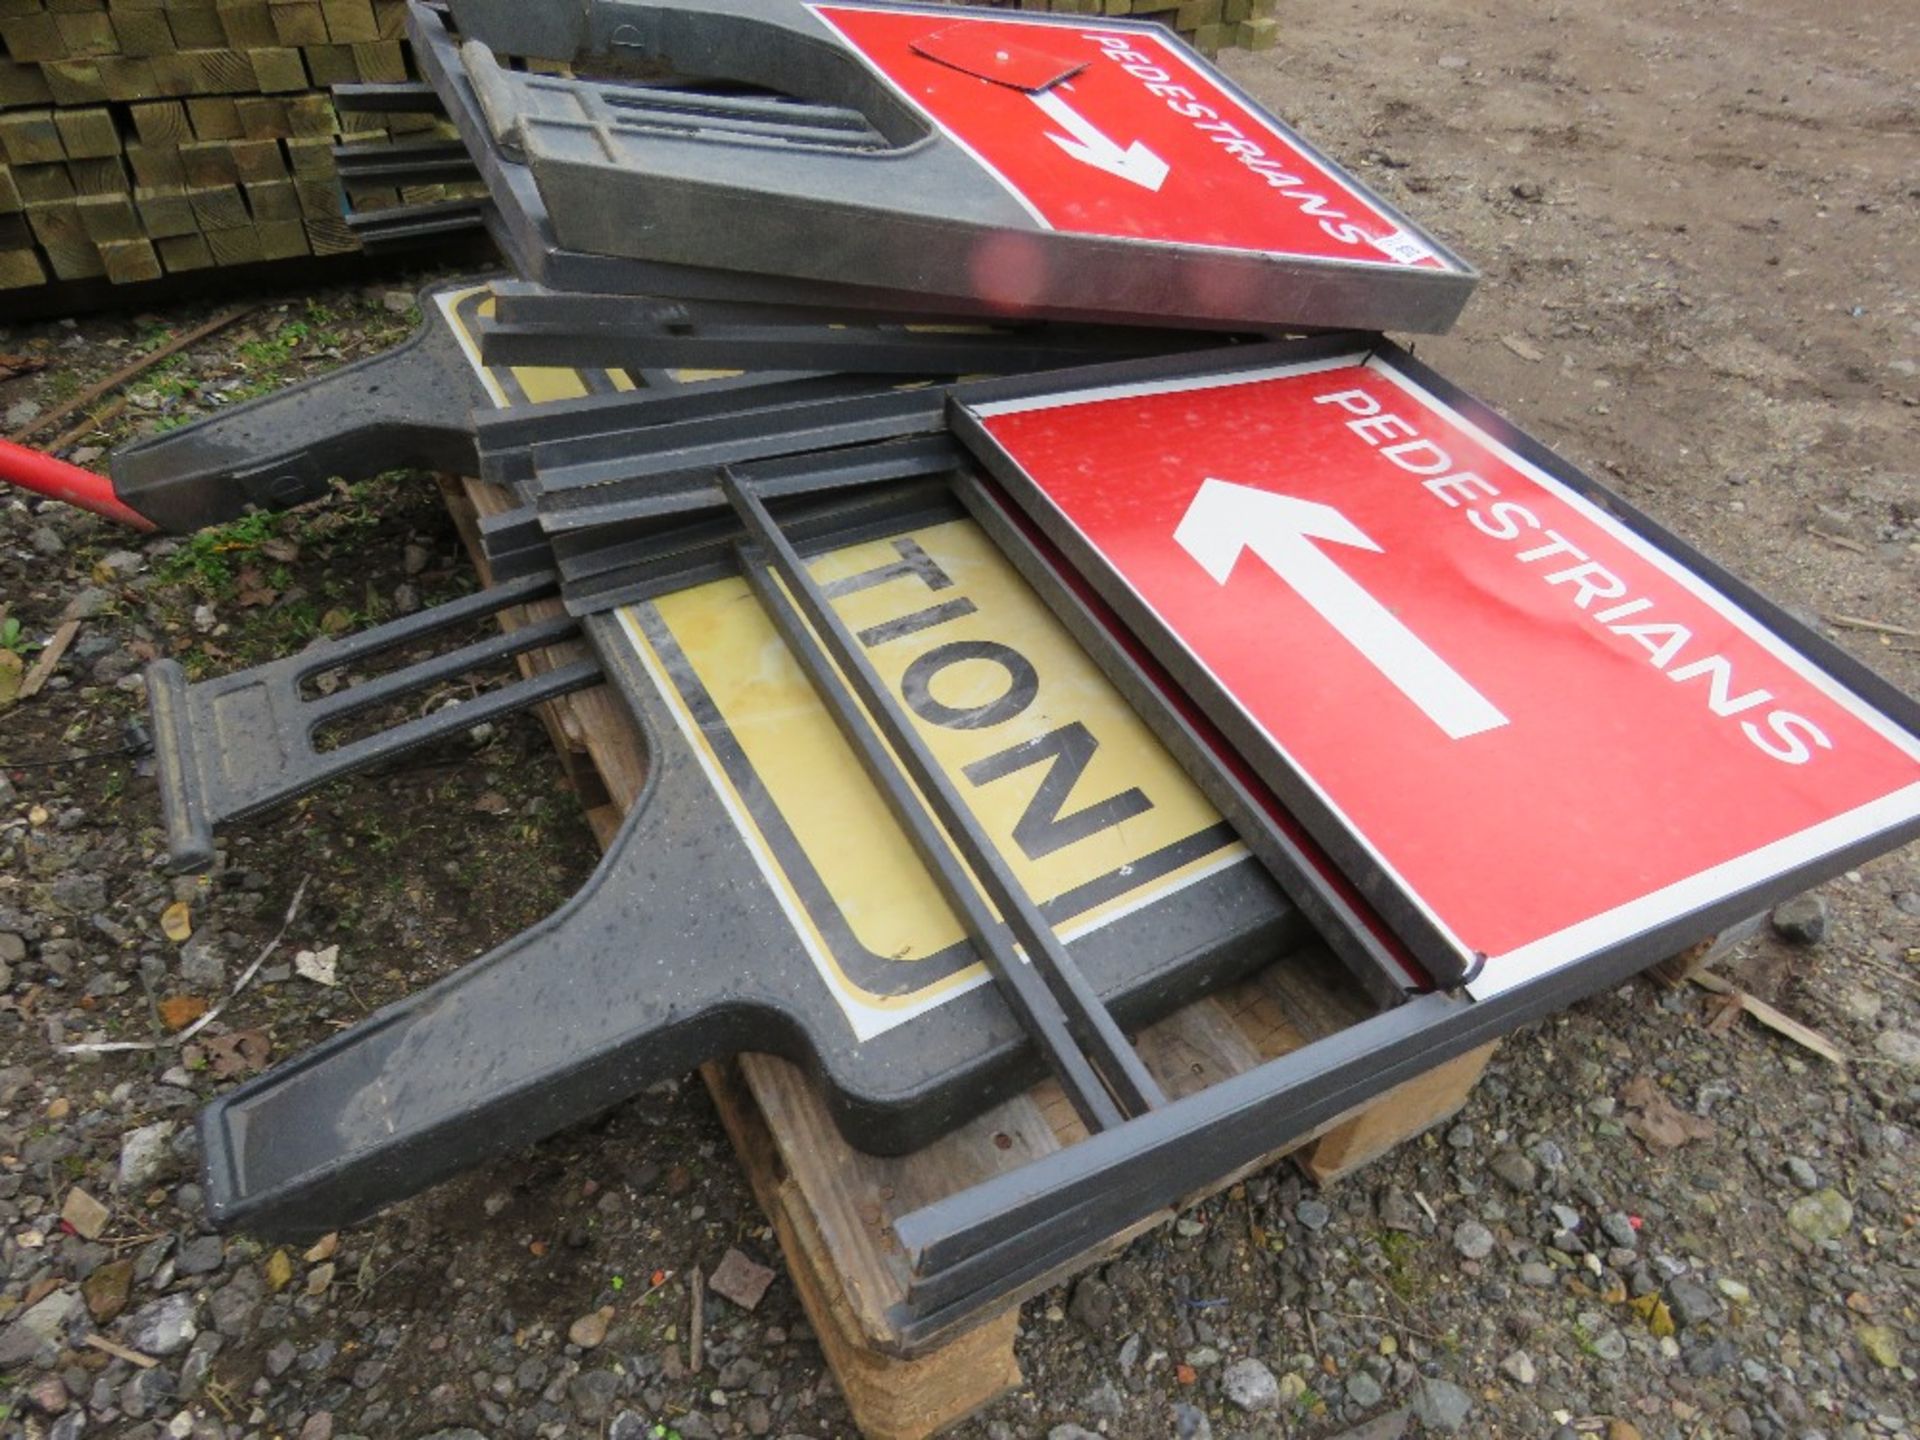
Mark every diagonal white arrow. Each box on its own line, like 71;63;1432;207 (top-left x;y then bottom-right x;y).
1030;87;1170;192
1175;478;1509;741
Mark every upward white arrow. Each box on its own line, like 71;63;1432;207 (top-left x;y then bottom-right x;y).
1030;88;1170;192
1174;478;1509;741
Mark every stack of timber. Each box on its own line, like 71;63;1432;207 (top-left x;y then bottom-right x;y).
0;0;450;291
0;0;1279;294
1003;0;1279;56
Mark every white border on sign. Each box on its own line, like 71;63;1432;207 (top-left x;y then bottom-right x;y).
971;354;1920;1001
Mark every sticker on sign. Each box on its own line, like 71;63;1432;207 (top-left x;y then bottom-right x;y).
808;3;1459;271
959;344;1920;998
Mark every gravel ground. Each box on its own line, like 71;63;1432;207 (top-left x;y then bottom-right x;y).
0;0;1916;1437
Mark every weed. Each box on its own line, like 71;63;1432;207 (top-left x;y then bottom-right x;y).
0;617;39;657
157;511;279;598
1376;1227;1423;1300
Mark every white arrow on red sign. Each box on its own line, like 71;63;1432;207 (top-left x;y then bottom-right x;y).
1029;87;1170;192
1174;478;1509;741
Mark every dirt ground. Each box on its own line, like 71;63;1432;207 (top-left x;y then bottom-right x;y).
0;0;1915;1437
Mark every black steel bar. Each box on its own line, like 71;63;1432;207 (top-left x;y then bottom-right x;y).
529;434;964;547
333;81;446;114
344;197;489;249
477;318;1220;378
555;480;964;618
732;544;1124;1133
952;474;1419;1007
532;387;951;497
471;375;872;487
720;469;1167;1119
332;138;480;186
305;613;580;727
894;989;1479;1326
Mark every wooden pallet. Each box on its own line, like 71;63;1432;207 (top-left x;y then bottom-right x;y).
434;472;1497;1439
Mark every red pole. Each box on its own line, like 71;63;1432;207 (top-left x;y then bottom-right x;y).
0;437;155;532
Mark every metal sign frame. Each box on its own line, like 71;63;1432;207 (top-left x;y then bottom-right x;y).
416;0;1477;333
187;475;1309;1237
157;329;1920;1354
949;336;1920;992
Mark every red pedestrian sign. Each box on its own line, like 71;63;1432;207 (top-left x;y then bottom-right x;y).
809;3;1463;272
959;345;1920;995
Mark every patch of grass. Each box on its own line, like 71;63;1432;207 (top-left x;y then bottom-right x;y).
156;510;279;598
0;616;40;657
1376;1227;1424;1300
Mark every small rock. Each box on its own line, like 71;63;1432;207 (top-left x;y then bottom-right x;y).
1599;1212;1637;1250
1452;1220;1494;1260
1346;1371;1385;1408
708;1247;777;1311
60;1187;110;1240
1666;1278;1722;1330
1068;1275;1115;1334
1585;1323;1628;1362
120;1364;174;1419
178;936;226;989
381;290;415;315
1518;1261;1557;1288
1221;1356;1279;1412
0;1289;81;1365
1837;984;1882;1023
1499;1350;1537;1385
123;1293;198;1356
1783;1156;1820;1192
82;1258;134;1321
1410;1377;1474;1433
1872;1029;1920;1069
1170;1401;1211;1440
1785;1187;1853;1243
176;1234;225;1276
1295;1198;1331;1231
1377;1188;1422;1232
1855;1323;1900;1368
118;1121;177;1190
299;1414;334;1440
27;1373;69;1414
569;1368;620;1421
1488;1149;1538;1193
1083;1380;1123;1419
568;1306;614;1349
266;1339;299;1377
1769;894;1828;943
1715;1277;1750;1305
